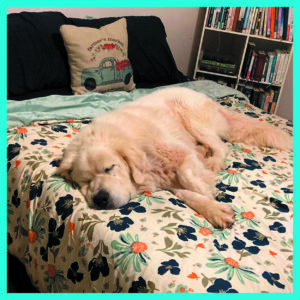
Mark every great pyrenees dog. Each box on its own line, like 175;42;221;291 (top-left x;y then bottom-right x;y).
56;87;292;229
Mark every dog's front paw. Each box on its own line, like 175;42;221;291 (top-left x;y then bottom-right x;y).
204;158;225;172
205;201;235;229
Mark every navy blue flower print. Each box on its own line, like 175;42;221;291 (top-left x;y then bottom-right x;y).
176;225;197;241
40;246;48;262
269;221;286;233
263;156;276;162
7;143;21;161
250;180;266;188
7;162;11;172
47;218;65;248
82;119;92;124
168;197;186;208
158;259;180;275
7;232;13;246
11;189;20;208
262;272;285;289
50;159;60;167
232;237;260;254
281;187;293;194
88;256;109;281
269;197;289;213
51;125;68;133
55;194;74;220
232;159;262;170
244;112;259;118
29;181;44;201
119;202;146;215
31;139;47;146
216;182;238;192
216;192;235;203
67;262;84;284
243;229;269;246
107;216;133;232
213;239;228;251
128;276;147;293
207;278;238;293
219;101;232;107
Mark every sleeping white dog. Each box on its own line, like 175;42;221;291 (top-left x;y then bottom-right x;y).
56;87;292;229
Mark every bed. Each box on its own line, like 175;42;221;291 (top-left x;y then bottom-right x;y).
7;12;293;293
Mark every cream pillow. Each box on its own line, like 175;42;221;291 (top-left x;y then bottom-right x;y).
60;18;135;94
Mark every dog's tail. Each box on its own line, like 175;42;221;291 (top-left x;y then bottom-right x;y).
219;108;292;151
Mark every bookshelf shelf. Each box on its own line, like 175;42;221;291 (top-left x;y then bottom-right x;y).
196;69;238;79
194;7;293;114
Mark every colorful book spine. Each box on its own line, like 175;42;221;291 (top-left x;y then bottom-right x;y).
263;7;268;37
247;51;257;80
259;7;265;36
263;91;271;112
250;8;258;34
265;52;274;83
274;7;279;39
229;7;236;30
269;54;278;82
207;8;214;27
253;51;267;82
278;7;283;39
270;90;279;113
232;7;241;31
267;7;272;37
226;7;233;30
288;7;293;41
242;7;250;33
270;7;275;38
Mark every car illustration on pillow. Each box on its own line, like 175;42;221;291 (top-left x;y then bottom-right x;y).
81;57;133;90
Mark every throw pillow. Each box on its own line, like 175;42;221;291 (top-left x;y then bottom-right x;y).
60;18;135;94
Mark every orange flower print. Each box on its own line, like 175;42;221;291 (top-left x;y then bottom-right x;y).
143;191;152;197
28;230;37;244
72;128;80;133
199;227;212;236
66;119;74;123
48;264;56;278
65;134;72;138
224;257;239;268
227;169;237;174
131;242;148;254
242;148;252;153
16;127;28;134
69;222;75;236
241;211;255;220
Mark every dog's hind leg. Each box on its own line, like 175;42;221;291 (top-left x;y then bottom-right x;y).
173;153;235;228
172;189;235;229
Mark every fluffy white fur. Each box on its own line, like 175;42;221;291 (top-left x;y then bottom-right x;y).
56;87;292;228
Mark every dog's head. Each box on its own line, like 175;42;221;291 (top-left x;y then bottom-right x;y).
56;125;146;209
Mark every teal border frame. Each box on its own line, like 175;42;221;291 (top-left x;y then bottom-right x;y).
1;0;296;297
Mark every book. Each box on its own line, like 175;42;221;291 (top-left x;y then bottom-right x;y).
259;7;265;36
252;87;261;106
263;7;268;36
247;51;257;80
211;7;219;28
242;7;251;33
270;7;276;38
274;7;279;39
218;7;225;29
288;7;293;41
258;87;265;108
278;7;283;39
237;82;246;93
261;56;270;82
250;8;259;34
228;7;236;30
282;7;289;40
238;7;246;32
255;8;262;35
226;7;233;30
207;7;215;27
222;7;230;30
241;42;256;78
273;49;282;84
267;7;272;37
268;53;278;82
250;52;259;80
270;89;279;113
263;91;271;112
265;52;275;83
268;89;275;112
253;50;267;82
244;84;254;103
199;63;235;75
232;7;241;31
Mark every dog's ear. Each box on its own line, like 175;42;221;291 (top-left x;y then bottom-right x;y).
55;134;83;180
118;146;146;185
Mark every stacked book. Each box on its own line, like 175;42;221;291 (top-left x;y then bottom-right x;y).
241;42;290;85
198;51;237;75
206;7;293;41
238;83;280;113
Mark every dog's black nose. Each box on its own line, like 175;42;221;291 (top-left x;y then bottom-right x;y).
93;190;109;209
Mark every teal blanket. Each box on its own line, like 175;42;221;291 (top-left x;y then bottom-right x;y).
7;81;247;129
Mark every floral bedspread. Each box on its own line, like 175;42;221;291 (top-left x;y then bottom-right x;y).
7;94;293;293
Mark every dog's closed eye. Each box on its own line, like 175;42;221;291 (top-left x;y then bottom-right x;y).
104;164;116;173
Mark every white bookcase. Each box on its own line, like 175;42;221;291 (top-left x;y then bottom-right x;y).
193;7;293;114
